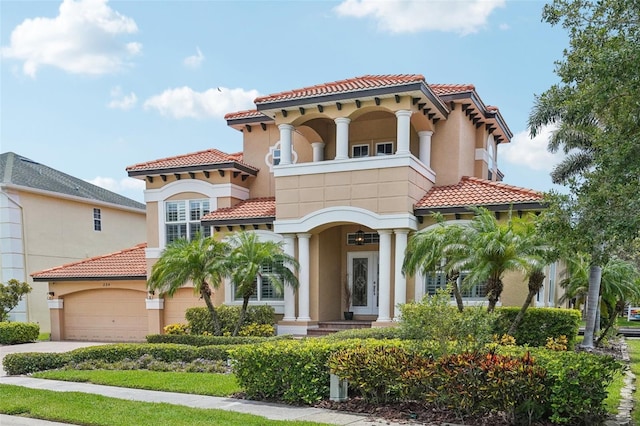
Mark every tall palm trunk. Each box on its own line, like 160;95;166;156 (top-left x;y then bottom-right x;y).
233;295;251;336
508;269;546;336
448;271;464;313
582;265;602;349
486;277;503;312
200;282;222;336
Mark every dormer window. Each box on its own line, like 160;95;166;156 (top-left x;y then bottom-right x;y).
376;142;393;156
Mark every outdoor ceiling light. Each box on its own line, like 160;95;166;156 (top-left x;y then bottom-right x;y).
354;229;365;246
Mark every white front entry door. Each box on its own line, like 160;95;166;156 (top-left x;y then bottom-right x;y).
347;252;379;315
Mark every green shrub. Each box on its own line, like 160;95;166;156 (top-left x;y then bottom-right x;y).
399;290;496;355
493;307;581;348
146;334;277;346
163;323;189;335
230;339;364;404
327;341;413;403
0;322;39;345
323;326;402;341
238;323;275;337
185;305;275;335
3;352;69;375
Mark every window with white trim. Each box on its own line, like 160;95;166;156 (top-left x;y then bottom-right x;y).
165;199;211;244
352;144;369;158
376;142;393;156
425;271;487;299
93;208;102;231
234;262;284;301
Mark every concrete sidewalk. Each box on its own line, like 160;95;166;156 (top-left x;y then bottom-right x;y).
0;376;418;425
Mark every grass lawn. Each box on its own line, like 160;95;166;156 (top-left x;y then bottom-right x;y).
626;338;640;425
0;384;327;426
33;370;241;396
37;332;50;341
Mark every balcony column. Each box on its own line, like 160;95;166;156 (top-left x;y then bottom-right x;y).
395;110;412;155
334;117;351;160
278;124;293;165
377;230;392;322
393;229;408;320
311;142;325;162
418;130;433;168
282;234;296;321
297;233;311;321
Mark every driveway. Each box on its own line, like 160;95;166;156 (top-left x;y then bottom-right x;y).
0;341;108;376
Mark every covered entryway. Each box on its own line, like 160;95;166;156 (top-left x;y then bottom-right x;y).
63;289;147;342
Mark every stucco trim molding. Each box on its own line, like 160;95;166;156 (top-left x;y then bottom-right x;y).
273;154;436;183
145;298;164;310
274;207;418;234
144;180;250;203
48;299;64;309
475;148;489;162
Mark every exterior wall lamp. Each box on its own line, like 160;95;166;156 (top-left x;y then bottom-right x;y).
354;229;365;246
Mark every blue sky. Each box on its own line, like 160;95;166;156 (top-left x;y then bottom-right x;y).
1;0;568;203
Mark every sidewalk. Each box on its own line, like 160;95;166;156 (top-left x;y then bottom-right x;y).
0;376;421;425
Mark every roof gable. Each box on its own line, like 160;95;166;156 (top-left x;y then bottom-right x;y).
31;243;147;281
0;152;145;210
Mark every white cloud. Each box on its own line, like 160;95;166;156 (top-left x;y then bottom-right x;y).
334;0;505;35
184;47;204;68
1;0;141;77
88;176;145;202
499;124;564;172
143;86;260;119
108;86;137;110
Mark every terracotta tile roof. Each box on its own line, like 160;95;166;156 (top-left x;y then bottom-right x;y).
224;109;270;121
126;149;257;173
31;244;147;281
430;84;476;96
201;197;275;223
415;177;543;210
254;74;426;104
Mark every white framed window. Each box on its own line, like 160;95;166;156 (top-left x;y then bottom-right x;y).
352;144;369;158
376;142;393;156
165;199;211;244
265;141;297;172
425;271;487;299
234;262;284;301
93;208;102;231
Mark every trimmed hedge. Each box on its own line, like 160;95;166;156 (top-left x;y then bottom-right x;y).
146;334;292;346
493;307;582;348
186;305;275;335
0;321;39;345
2;343;239;375
322;326;403;341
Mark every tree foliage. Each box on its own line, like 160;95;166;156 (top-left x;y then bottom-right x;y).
0;279;32;322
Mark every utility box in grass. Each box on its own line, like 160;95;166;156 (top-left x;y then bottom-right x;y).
330;374;348;402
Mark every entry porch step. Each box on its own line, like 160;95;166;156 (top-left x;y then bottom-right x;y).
306;320;372;337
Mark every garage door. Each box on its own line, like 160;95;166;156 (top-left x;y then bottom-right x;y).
64;289;147;342
163;287;206;326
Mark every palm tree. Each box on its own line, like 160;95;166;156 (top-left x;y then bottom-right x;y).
453;207;549;312
403;213;466;312
560;254;640;346
225;232;299;336
147;235;230;336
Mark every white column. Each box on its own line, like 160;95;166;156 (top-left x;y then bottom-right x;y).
334;117;350;160
297;233;311;321
377;230;392;322
393;229;408;320
283;234;296;321
418;130;433;167
278;124;293;165
395;110;412;155
311;142;325;162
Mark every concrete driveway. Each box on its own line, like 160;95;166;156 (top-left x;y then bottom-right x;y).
1;341;108;376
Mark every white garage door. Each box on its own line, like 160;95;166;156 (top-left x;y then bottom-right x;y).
64;289;147;342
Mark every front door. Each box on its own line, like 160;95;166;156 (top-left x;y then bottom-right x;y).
347;252;379;315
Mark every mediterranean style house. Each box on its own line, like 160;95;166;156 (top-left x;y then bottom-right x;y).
1;152;146;333
33;74;561;341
